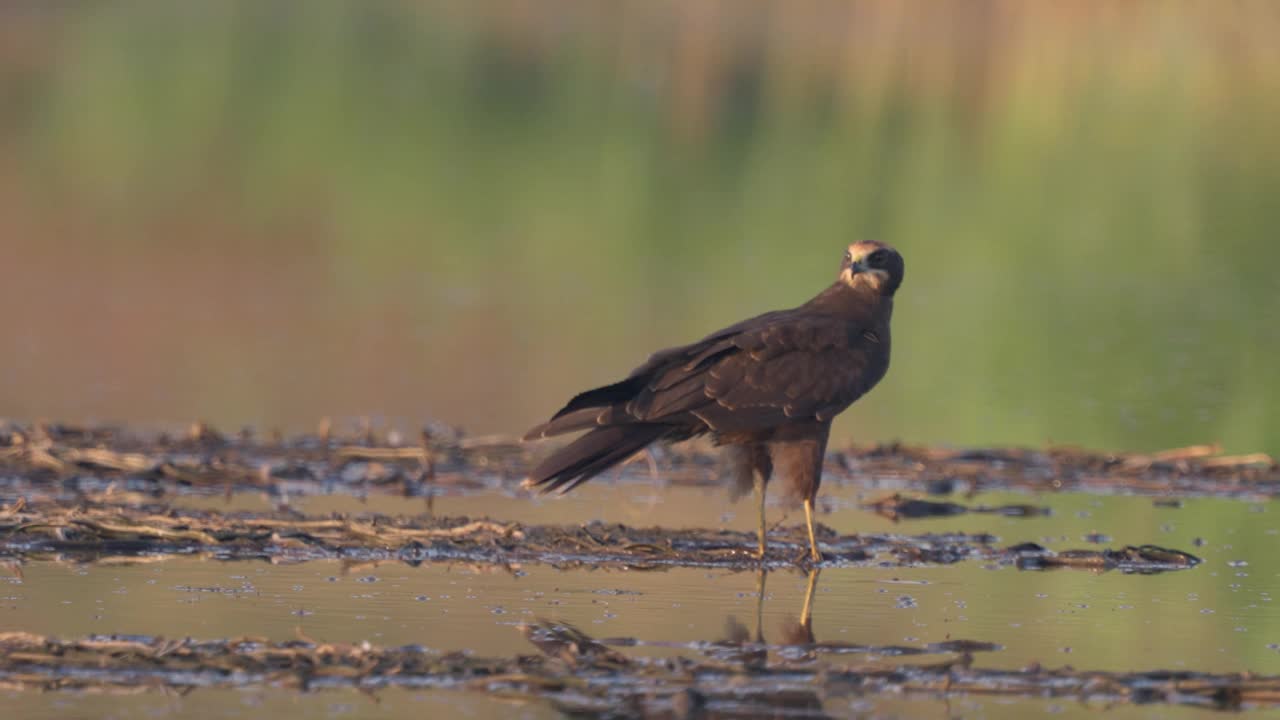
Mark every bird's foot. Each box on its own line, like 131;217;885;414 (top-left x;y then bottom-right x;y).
793;546;824;568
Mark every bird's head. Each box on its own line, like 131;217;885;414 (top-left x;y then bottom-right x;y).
839;241;904;295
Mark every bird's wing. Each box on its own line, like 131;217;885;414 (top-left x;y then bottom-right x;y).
535;310;790;427
624;309;793;381
627;312;889;431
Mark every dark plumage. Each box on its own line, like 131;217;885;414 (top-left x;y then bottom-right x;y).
523;241;905;561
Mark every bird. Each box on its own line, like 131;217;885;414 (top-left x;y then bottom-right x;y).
522;241;904;562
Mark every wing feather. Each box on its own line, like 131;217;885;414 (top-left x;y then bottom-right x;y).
530;305;888;438
699;315;887;429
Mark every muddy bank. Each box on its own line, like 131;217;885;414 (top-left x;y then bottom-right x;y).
1;421;1275;503
0;500;1199;572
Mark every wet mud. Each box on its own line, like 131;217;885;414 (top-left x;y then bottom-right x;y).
2;422;1276;502
0;500;1200;573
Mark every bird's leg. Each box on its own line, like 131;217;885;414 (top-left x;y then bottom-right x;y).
754;471;768;560
771;433;826;564
803;496;821;563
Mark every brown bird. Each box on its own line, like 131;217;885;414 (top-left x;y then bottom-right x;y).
523;241;904;562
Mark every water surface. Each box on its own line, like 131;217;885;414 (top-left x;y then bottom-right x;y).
5;481;1280;716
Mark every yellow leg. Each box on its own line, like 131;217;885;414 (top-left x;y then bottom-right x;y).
803;497;821;562
754;472;767;559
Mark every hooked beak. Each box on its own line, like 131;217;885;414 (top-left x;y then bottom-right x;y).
842;253;888;285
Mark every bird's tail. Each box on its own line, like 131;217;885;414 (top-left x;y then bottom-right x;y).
524;424;670;494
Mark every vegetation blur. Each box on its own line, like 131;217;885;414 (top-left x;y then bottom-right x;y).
2;1;1277;453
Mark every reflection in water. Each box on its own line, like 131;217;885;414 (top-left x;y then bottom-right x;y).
724;569;820;654
522;572;831;720
716;569;1003;662
519;569;1004;719
716;570;800;669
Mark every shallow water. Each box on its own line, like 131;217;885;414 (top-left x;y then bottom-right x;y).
3;687;558;720
5;538;1277;674
5;479;1280;716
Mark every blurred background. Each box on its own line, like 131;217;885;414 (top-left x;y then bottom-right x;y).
1;1;1277;454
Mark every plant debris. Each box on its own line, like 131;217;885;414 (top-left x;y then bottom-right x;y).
1;421;1276;503
0;501;1199;572
862;493;1050;521
0;625;1275;713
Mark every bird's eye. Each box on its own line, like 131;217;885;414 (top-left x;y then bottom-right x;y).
867;249;887;266
843;251;852;263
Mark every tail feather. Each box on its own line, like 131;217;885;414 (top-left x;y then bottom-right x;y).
524;424;670;494
522;407;605;442
551;377;644;421
523;377;646;442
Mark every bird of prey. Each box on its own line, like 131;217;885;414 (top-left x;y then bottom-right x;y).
523;241;904;562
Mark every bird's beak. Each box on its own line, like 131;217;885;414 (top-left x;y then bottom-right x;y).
849;258;868;274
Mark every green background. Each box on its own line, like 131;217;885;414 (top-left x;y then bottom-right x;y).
2;1;1277;454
